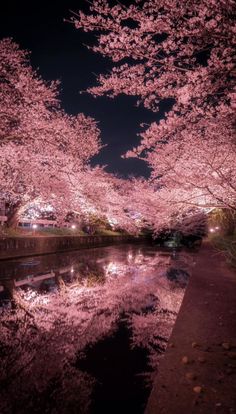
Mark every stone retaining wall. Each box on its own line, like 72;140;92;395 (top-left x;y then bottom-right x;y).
0;235;143;260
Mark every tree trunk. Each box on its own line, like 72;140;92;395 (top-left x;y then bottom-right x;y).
6;202;21;228
3;280;18;309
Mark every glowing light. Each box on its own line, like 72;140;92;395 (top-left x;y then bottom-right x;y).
134;252;144;264
108;217;118;225
32;224;38;229
71;224;76;229
108;263;117;273
71;267;74;273
209;228;215;233
215;226;220;230
106;262;118;275
107;217;118;229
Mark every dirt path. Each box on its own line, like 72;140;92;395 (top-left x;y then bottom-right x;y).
145;241;236;414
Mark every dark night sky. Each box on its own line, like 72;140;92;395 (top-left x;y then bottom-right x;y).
0;0;170;178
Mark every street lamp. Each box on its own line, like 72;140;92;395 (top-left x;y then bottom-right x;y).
32;223;38;235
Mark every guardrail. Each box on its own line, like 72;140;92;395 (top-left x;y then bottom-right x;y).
0;235;144;260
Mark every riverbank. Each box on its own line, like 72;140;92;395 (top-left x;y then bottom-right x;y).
0;234;145;260
146;241;236;414
211;233;236;269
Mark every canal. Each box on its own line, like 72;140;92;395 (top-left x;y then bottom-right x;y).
0;243;195;414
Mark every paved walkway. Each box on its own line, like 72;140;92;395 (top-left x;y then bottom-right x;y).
146;241;236;414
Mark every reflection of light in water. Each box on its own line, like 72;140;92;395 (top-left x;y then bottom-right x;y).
104;261;132;277
171;250;177;259
0;245;190;414
128;253;133;261
22;288;50;305
105;262;118;275
134;253;144;264
40;296;50;305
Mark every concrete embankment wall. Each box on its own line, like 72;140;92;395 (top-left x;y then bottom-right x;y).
0;235;144;260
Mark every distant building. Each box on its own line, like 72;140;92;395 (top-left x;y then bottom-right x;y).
18;218;57;228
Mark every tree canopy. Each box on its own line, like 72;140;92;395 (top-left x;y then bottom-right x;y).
72;0;236;216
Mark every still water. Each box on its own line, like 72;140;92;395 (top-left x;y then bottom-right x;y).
0;243;194;414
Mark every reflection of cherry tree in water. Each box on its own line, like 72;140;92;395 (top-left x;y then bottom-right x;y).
0;249;193;413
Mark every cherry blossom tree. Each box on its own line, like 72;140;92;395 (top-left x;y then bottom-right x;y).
144;124;236;211
0;38;59;144
0;39;102;227
71;0;236;216
72;0;235;119
0;38;161;233
69;167;159;234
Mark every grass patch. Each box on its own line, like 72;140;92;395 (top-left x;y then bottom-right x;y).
0;227;23;237
0;226;125;238
95;229;123;236
210;233;236;268
39;227;86;237
0;226;86;237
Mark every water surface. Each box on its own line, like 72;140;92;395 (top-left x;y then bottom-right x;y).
0;244;194;414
